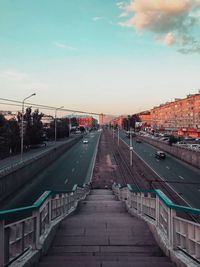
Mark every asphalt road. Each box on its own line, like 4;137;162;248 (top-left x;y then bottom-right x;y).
118;131;200;209
3;131;101;210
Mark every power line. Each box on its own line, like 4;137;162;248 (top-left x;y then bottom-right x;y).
0;97;102;116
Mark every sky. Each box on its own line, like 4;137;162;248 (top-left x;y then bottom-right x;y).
0;0;200;116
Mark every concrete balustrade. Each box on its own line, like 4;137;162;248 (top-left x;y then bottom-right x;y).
0;184;90;267
113;183;200;264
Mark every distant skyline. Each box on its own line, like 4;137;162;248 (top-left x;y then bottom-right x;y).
0;0;200;116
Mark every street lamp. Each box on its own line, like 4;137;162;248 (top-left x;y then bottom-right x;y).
21;93;36;162
129;129;133;166
55;106;64;142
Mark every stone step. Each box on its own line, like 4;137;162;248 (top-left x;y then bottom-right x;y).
90;189;113;195
41;255;171;262
49;245;162;255
85;196;116;201
38;260;175;267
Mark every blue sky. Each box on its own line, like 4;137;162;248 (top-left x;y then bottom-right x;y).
0;0;200;116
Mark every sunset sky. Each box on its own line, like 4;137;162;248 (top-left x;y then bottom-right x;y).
0;0;200;116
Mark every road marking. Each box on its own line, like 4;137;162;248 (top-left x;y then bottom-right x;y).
166;166;170;169
178;175;184;180
64;178;68;184
72;168;75;172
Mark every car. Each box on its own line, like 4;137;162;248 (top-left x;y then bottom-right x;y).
83;139;89;144
136;139;142;143
155;151;166;159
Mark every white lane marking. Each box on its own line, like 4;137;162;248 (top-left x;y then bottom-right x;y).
72;168;75;172
64;178;68;184
179;175;184;180
166;166;170;169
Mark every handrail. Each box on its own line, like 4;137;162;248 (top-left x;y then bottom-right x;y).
125;184;200;215
0;184;88;219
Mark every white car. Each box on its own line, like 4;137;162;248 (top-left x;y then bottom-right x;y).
83;139;89;144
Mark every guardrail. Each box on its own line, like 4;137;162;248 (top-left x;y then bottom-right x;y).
0;184;90;267
112;183;200;263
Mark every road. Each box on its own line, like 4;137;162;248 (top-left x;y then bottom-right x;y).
118;130;200;209
3;131;100;210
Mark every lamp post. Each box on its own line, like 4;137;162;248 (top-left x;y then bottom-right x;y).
21;93;36;162
129;128;133;166
117;126;120;146
55;106;64;142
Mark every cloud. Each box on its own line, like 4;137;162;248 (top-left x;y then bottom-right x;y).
92;16;104;21
163;32;176;45
54;42;78;51
0;70;29;81
118;0;200;53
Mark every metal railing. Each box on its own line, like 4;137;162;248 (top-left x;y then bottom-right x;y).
112;183;200;263
0;184;90;267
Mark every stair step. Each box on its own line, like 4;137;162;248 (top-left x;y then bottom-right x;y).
86;195;115;200
38;261;175;267
38;189;175;267
49;246;163;255
90;190;113;195
41;255;170;262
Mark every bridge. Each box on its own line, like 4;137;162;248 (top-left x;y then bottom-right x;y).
0;129;200;267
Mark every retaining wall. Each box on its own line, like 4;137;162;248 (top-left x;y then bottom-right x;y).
139;136;200;169
0;137;82;204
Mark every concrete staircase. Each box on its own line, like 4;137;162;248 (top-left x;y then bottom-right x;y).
38;189;176;267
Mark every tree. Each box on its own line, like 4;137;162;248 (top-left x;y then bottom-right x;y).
18;107;44;146
0;114;9;158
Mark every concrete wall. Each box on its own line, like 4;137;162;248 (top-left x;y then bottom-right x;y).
139;136;200;169
0;137;82;204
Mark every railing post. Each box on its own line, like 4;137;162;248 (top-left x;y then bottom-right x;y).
33;209;41;249
140;193;143;215
170;209;176;249
48;198;52;223
0;220;5;267
155;195;159;227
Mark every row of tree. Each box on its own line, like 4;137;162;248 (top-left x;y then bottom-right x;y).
0;108;72;159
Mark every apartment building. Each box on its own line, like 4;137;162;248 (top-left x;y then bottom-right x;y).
151;92;200;137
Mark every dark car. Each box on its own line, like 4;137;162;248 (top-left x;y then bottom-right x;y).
136;139;142;143
155;151;166;159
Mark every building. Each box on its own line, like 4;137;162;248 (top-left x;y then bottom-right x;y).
99;114;117;125
151;92;200;137
77;115;98;129
41;115;54;129
65;114;98;130
0;111;18;121
137;111;151;129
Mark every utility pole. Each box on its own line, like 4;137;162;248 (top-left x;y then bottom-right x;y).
21;93;36;162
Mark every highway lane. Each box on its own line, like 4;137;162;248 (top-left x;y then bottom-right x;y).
3;131;100;210
118;131;200;208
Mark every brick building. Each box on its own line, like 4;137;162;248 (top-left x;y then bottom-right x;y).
151;92;200;137
77;115;98;129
